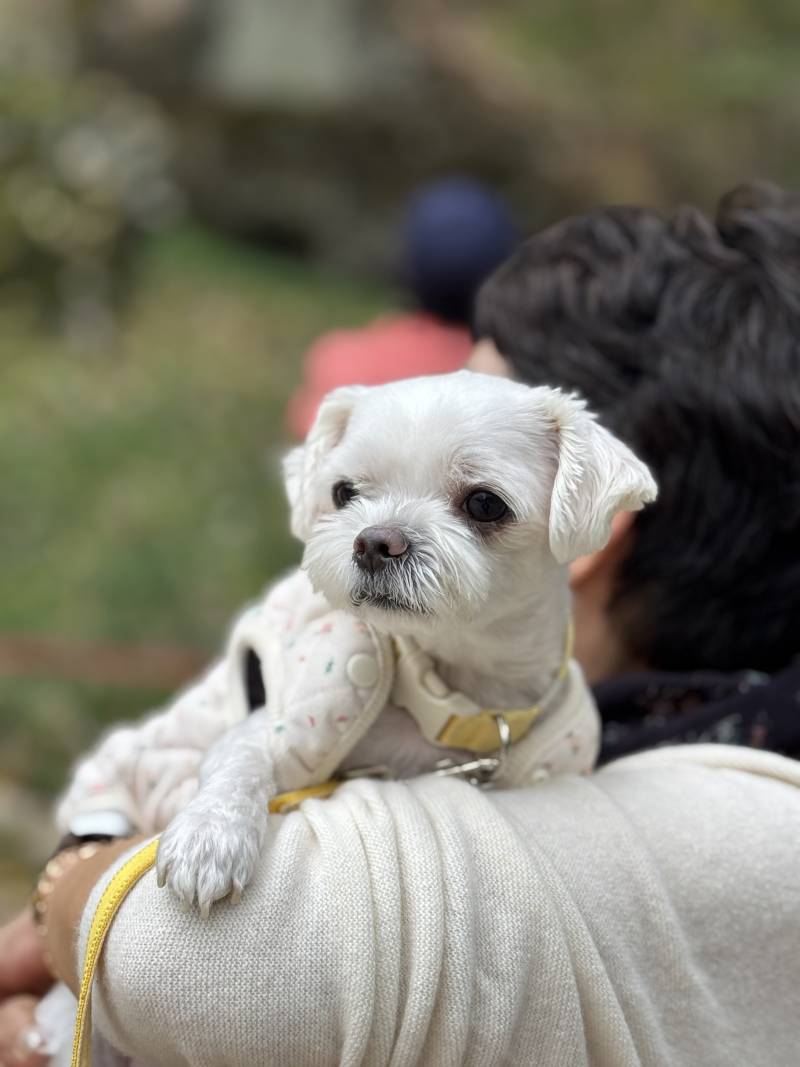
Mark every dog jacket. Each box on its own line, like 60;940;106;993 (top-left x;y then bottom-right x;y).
57;570;600;836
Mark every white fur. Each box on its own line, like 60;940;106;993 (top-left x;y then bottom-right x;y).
156;709;272;916
545;390;658;564
158;371;656;912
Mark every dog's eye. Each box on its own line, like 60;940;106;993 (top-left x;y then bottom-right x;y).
464;490;509;523
332;480;358;508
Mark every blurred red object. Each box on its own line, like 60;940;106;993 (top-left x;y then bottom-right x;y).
286;312;472;438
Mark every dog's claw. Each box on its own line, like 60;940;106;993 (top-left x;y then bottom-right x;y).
156;801;264;917
156;868;166;889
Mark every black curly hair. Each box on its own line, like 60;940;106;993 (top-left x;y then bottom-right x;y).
474;181;800;674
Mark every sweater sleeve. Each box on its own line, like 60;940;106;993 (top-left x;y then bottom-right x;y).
81;747;800;1067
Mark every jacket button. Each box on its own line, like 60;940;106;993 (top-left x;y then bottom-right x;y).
346;653;379;688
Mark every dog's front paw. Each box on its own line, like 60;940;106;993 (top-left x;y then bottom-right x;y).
156;800;264;917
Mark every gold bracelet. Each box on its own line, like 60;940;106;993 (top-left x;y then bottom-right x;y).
31;843;102;981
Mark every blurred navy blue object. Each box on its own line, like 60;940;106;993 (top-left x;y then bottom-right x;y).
403;178;520;325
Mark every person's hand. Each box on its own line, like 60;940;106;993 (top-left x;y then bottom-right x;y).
0;910;52;999
0;910;53;1066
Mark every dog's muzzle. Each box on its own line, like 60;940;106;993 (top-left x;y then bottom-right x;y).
353;526;409;575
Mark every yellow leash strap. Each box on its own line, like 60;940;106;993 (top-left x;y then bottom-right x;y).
266;779;341;813
71;783;342;1067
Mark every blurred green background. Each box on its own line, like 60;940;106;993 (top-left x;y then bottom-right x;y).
0;230;389;913
2;0;800;915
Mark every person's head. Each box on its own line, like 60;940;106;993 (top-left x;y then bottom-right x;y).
471;181;800;680
402;178;519;325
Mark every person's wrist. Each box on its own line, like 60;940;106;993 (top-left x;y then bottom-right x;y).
31;813;137;983
31;843;106;981
41;835;146;994
46;832;119;863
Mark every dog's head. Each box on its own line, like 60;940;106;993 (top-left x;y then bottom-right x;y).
284;371;656;634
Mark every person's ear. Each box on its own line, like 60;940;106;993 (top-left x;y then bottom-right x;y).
283;385;367;542
535;389;657;565
569;510;636;589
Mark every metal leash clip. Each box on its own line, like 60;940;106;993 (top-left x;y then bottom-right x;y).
343;714;512;790
432;755;501;786
432;713;511;788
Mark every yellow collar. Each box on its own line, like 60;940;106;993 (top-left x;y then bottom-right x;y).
391;623;574;755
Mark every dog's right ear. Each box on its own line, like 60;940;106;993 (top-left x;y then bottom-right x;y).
283;385;367;541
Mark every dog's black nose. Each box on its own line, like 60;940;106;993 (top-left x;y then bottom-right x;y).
353;526;409;573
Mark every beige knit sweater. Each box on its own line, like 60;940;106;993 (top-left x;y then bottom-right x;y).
66;744;800;1067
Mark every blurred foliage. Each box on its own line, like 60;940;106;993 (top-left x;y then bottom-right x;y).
482;0;800;204
0;3;180;343
0;226;390;803
58;0;800;271
3;0;800;308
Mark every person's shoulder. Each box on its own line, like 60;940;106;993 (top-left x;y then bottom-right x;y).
604;742;800;788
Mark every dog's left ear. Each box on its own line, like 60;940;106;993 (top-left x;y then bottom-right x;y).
538;389;658;564
283;385;368;542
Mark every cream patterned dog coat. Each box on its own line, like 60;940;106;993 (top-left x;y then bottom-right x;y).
57;568;599;838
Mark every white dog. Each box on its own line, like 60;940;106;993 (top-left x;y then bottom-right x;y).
143;370;657;914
